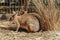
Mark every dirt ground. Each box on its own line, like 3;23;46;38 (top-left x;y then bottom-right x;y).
0;29;60;40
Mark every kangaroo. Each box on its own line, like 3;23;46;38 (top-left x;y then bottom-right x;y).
9;10;41;32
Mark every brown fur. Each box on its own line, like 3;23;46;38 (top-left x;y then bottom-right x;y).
9;11;40;32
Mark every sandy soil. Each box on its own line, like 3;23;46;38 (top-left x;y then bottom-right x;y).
0;28;60;40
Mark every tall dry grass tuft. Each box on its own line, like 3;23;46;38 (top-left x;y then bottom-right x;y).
32;0;60;31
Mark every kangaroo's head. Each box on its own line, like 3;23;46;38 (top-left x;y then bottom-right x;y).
9;11;17;21
9;10;27;21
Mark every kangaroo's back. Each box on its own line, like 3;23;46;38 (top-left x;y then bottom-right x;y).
18;12;41;32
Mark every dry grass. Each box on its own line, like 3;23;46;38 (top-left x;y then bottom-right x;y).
32;0;60;31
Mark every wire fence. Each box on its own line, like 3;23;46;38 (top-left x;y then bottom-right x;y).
0;0;37;14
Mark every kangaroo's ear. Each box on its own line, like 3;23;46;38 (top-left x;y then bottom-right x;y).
12;11;17;17
13;11;16;14
24;11;27;14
